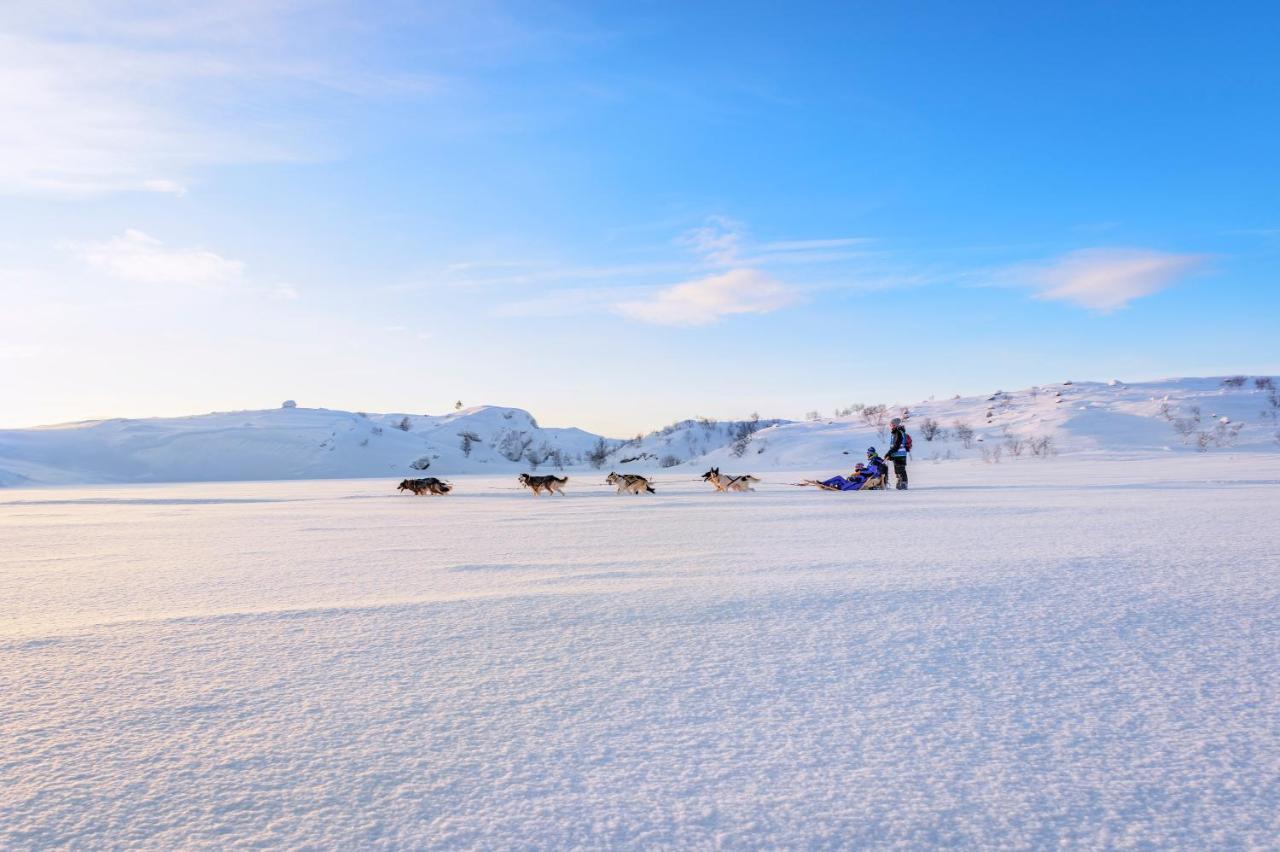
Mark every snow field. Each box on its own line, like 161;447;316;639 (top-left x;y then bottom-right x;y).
2;456;1278;847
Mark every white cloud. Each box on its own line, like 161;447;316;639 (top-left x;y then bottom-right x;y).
615;268;797;326
0;2;445;197
1023;248;1204;311
679;216;745;266
79;230;244;287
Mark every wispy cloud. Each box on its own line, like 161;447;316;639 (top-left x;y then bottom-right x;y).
0;2;444;197
679;215;745;266
615;268;797;326
77;229;244;288
1013;248;1204;311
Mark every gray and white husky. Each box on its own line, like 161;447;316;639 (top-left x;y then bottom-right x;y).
606;472;656;494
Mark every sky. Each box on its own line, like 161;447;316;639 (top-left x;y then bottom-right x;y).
2;1;1278;436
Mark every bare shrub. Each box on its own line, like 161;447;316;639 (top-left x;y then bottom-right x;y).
410;456;431;470
586;437;611;469
1003;432;1026;458
396;416;411;431
1028;436;1055;457
1222;375;1247;388
660;454;682;468
953;422;976;449
805;410;822;421
919;417;940;441
981;445;1003;463
1212;419;1244;448
1254;377;1275;390
1263;389;1280;424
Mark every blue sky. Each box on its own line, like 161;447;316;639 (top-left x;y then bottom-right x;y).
2;1;1277;435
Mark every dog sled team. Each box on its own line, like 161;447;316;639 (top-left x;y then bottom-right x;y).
398;418;911;496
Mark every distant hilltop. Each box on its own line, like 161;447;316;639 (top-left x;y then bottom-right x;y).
2;377;1277;486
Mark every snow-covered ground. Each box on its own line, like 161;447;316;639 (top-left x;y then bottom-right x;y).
3;376;1277;486
3;455;1278;847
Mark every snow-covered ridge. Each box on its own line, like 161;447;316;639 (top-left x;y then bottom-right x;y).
2;376;1277;485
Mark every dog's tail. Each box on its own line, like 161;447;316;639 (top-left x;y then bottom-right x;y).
556;475;569;483
646;484;656;493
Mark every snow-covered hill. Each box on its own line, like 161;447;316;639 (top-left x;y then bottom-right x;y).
693;376;1280;470
2;376;1277;485
0;405;604;487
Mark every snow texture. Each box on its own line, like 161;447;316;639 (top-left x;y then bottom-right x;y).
2;376;1277;486
3;455;1278;847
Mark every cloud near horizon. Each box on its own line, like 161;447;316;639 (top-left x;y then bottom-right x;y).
1023;248;1204;311
615;268;797;326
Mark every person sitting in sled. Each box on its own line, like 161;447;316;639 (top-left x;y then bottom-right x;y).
864;447;889;484
816;462;882;491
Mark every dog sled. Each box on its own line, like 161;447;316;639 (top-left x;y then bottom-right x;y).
794;470;885;491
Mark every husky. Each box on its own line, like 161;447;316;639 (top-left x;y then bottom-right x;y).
700;467;761;492
606;472;656;494
397;477;452;496
518;473;569;496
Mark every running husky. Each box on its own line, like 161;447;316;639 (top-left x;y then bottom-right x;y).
518;473;569;496
606;472;656;494
397;477;452;496
700;467;761;492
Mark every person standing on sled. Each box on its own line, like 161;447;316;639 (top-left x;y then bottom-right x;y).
885;418;911;490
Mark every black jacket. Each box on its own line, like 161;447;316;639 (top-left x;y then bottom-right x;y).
886;425;908;458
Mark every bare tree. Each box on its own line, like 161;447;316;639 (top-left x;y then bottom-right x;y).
860;404;889;441
458;430;480;458
953;422;976;449
730;413;762;457
1255;377;1275;390
586;437;611;469
805;410;822;422
1222;375;1247;388
919;417;940;441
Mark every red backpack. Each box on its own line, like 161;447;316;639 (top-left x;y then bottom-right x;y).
903;432;913;452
